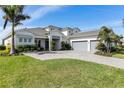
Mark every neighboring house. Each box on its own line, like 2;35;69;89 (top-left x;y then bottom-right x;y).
2;25;99;52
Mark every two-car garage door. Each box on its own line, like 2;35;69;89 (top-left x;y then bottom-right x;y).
72;40;98;52
72;41;88;51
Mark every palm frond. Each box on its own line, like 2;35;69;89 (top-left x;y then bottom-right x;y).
3;15;9;29
17;5;25;13
3;18;8;29
14;22;23;26
1;5;30;28
15;14;30;23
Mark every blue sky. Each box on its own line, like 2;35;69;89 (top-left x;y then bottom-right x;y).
0;5;124;43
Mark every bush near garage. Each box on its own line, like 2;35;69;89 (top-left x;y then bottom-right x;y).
111;45;124;54
61;41;72;50
96;42;107;52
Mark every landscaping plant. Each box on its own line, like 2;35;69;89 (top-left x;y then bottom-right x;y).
95;26;124;56
0;5;30;55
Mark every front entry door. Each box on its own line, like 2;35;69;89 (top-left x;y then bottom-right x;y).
45;39;49;50
38;40;41;47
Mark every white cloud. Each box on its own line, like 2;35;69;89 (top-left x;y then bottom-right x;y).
83;19;122;30
27;6;64;23
102;20;122;27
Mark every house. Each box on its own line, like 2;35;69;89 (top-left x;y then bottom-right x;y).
2;25;99;52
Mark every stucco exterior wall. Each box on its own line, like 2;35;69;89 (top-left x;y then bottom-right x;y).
4;32;35;47
16;35;35;45
4;36;13;46
62;31;68;36
50;31;62;49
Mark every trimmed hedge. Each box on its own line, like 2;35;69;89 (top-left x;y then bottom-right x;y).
16;45;44;52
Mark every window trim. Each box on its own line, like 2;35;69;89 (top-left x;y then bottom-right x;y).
19;37;23;42
24;38;27;42
28;38;32;43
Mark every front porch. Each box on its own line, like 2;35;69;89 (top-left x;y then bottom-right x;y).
34;36;61;51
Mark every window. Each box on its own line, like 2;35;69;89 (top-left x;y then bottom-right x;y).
24;38;27;42
19;38;22;42
28;38;32;42
35;40;37;45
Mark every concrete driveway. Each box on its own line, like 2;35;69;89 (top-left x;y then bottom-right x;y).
24;51;124;69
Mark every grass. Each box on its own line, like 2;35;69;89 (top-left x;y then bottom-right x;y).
1;56;124;88
112;53;124;59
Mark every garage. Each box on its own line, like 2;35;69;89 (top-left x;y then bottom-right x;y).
72;41;88;51
90;40;98;52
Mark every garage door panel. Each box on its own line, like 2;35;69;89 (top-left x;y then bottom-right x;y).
90;40;98;52
72;41;88;51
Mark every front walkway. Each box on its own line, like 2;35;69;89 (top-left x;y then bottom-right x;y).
24;51;124;69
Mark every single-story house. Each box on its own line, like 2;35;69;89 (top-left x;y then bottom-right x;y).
2;25;99;52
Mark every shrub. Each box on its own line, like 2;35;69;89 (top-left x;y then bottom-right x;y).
23;45;31;52
16;45;38;52
0;45;6;50
111;45;124;54
61;41;66;50
6;45;11;53
96;42;107;52
16;45;24;52
51;41;56;51
95;51;112;57
111;46;118;52
0;50;8;56
61;41;72;50
30;45;37;51
65;43;71;50
0;46;10;56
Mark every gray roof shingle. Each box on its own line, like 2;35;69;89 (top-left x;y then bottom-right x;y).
69;30;99;39
16;28;48;37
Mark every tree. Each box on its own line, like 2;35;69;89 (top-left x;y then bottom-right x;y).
0;5;30;55
97;26;114;53
111;34;123;46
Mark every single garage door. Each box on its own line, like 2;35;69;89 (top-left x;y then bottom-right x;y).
72;41;88;51
90;40;98;52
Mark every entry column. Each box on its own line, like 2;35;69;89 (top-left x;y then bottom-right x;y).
48;35;52;51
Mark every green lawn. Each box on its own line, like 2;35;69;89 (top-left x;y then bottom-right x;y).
1;56;124;88
112;54;124;59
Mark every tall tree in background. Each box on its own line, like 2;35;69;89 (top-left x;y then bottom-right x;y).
0;5;30;55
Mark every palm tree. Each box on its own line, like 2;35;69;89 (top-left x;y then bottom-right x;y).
97;26;114;53
0;5;30;55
